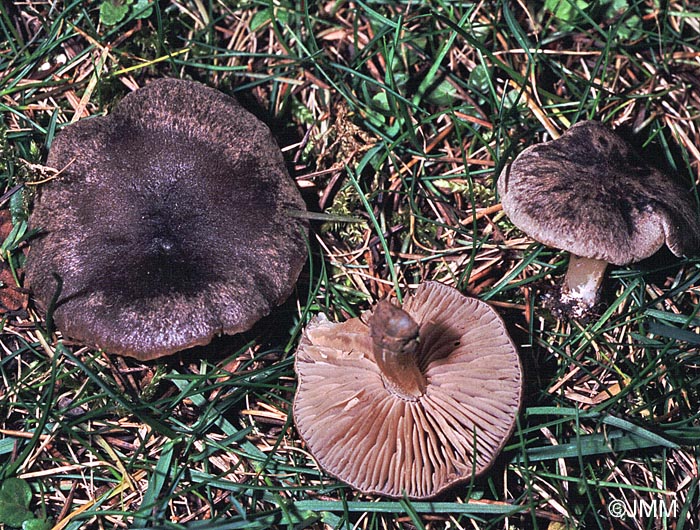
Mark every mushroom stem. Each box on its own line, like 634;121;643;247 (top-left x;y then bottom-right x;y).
369;300;426;401
561;254;609;311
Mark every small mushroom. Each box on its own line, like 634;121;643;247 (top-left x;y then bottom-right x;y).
26;78;308;360
293;281;522;499
498;120;700;317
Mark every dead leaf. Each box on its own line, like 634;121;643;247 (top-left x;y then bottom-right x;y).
0;266;28;313
0;209;12;241
0;210;28;313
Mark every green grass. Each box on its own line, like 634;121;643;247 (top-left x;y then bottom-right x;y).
2;0;700;528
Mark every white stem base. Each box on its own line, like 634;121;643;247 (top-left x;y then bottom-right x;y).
560;255;609;316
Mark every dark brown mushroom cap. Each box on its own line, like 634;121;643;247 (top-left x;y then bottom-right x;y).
293;281;523;499
498;120;700;265
26;78;308;360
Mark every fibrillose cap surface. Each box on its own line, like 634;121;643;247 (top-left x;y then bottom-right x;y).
498;120;700;265
26;78;308;360
293;281;523;499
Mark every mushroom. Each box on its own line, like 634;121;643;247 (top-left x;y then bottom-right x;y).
293;281;522;499
25;78;308;360
498;120;700;318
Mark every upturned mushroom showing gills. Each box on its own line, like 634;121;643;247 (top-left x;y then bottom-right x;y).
26;78;308;360
293;281;523;499
498;120;700;318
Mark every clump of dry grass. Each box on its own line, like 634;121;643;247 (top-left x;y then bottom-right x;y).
1;1;699;529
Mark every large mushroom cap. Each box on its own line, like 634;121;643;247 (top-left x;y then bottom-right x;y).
293;281;523;499
498;120;700;265
26;78;308;360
